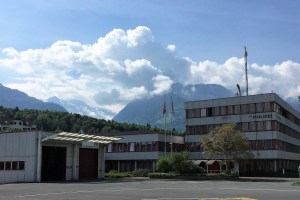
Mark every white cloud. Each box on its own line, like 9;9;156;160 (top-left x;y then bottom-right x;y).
167;45;176;52
188;58;300;99
0;26;299;119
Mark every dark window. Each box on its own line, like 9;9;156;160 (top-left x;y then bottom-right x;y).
258;140;265;150
19;161;25;170
5;161;11;170
249;122;256;131
265;140;272;150
250;141;257;150
207;107;213;117
0;162;4;170
12;161;18;170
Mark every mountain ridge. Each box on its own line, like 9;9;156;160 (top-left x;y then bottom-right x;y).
0;84;66;111
113;83;234;131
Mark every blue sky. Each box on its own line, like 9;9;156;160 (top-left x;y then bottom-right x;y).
0;0;299;118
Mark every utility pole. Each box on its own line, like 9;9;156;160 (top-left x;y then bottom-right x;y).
244;46;248;96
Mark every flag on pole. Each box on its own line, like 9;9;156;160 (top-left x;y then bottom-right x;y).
162;98;166;117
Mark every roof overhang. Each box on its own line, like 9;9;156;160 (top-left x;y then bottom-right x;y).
41;132;121;144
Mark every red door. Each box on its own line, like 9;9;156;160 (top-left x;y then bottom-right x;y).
79;148;98;179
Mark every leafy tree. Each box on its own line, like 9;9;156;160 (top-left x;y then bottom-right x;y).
201;123;252;171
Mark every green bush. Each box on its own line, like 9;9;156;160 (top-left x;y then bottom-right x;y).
132;169;150;177
149;172;178;178
156;156;173;173
105;170;131;178
156;151;203;174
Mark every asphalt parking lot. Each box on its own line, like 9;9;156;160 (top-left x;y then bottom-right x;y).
0;178;300;200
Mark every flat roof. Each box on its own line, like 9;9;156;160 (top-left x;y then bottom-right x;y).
41;132;121;144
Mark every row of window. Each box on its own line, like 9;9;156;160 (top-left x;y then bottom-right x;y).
0;161;25;171
185;139;300;154
186;121;300;140
106;141;184;153
186;102;299;125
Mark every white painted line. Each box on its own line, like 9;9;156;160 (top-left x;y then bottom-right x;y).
15;186;300;198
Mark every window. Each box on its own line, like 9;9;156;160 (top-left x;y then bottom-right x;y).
249;103;255;113
141;142;146;152
228;105;233;115
257;121;264;131
265;140;272;150
0;162;4;170
258;140;265;150
130;142;135;152
234;105;240;115
207;107;213;117
214;107;220;116
250;141;257;150
242;122;249;132
249;122;256;131
201;108;206;117
5;161;11;170
241;104;249;114
220;106;226;115
256;103;263;113
12;161;18;170
19;161;25;170
265;121;271;130
107;144;112;152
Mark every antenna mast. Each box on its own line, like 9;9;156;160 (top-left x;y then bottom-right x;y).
244;46;248;96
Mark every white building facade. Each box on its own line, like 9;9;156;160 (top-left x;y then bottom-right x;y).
185;93;300;175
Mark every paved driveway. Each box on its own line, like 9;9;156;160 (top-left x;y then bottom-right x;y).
0;178;299;200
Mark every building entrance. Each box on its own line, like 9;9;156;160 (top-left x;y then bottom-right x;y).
79;148;98;179
41;146;66;181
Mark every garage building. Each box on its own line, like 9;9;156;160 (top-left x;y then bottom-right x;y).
0;131;120;184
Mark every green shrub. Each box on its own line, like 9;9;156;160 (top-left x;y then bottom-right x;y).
149;172;178;178
156;156;173;173
132;169;150;177
105;170;131;178
156;151;203;175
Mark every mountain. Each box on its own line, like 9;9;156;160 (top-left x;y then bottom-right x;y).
113;83;233;132
0;84;66;111
47;96;115;120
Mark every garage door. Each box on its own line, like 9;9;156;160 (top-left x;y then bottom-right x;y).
41;146;66;181
79;148;98;179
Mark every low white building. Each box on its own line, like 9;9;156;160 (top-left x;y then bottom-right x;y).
104;131;184;172
0;131;120;184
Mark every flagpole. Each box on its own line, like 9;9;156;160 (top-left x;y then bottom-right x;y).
163;95;167;156
171;96;173;155
164;112;166;156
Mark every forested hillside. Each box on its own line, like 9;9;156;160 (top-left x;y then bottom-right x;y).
0;106;171;134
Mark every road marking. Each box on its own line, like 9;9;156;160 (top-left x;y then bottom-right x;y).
142;198;256;200
15;186;299;198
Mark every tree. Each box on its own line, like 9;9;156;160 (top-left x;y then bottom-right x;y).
201;123;252;171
